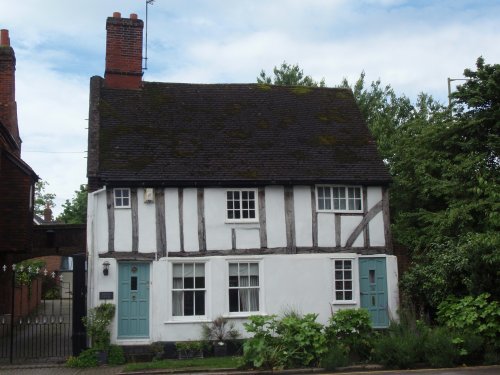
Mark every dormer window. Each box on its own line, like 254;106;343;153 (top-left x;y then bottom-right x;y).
317;186;362;212
114;188;130;208
226;189;258;222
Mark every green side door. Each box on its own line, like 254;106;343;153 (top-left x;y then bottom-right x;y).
359;258;389;328
118;262;150;338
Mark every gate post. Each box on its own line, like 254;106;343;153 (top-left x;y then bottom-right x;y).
72;254;87;356
9;268;15;364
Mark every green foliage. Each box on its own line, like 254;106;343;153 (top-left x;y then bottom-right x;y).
258;62;325;87
422;327;458;368
325;308;373;362
319;343;349;370
242;315;282;369
276;313;326;368
201;315;240;342
373;321;425;369
57;184;88;224
108;344;126;365
15;259;45;287
82;303;116;350
34;180;56;217
242;313;325;369
175;341;206;352
66;348;99;368
437;293;500;349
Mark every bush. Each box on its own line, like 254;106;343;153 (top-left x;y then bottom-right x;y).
242;315;282;370
320;343;348;370
437;293;500;350
201;316;240;342
276;313;326;368
108;345;126;365
82;303;116;350
423;327;458;368
325;308;373;362
372;321;425;369
66;348;99;368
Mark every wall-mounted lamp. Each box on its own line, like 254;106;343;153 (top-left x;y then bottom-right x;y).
103;261;110;276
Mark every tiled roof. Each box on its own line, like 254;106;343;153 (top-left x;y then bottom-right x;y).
91;81;391;186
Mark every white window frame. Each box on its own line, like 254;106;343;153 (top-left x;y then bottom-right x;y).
332;258;356;304
226;259;262;317
316;185;363;213
225;189;259;223
114;188;131;208
170;262;207;319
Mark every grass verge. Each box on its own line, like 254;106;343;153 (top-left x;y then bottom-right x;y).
123;356;241;372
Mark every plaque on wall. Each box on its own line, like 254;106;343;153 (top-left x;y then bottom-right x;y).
99;291;113;300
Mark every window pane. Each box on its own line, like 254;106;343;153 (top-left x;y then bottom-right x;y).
195;263;205;277
184;276;194;289
335;271;343;279
339;200;346;210
249;209;255;218
184;263;194;277
335;261;343;269
344;261;352;269
195;291;205;315
249;289;259;311
234;210;240;219
229;275;239;287
184;291;194;316
336;291;343;300
344;270;352;280
229;289;239;312
172;291;183;316
243;210;248;219
335;281;343;290
249;191;255;200
228;211;234;219
239;263;249;276
195;276;205;288
345;291;352;300
229;263;238;276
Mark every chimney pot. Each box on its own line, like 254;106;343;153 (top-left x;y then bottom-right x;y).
1;29;10;46
112;12;121;18
130;13;138;20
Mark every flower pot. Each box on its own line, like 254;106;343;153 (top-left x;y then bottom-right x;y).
213;342;227;357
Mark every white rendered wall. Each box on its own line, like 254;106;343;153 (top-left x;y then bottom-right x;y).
164;188;181;252
341;216;363;247
386;255;399;322
317;213;335;247
369;212;385;246
367;186;382;211
137;188;156;253
94;190;108;254
182;188;199;252
293;186;313;247
204;188;232;250
114;208;132;251
265;186;286;248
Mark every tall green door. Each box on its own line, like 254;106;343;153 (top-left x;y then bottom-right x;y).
118;263;150;338
359;258;389;328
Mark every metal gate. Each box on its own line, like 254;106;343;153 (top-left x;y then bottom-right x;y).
0;255;86;363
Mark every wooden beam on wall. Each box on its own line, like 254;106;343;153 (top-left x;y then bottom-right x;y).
106;189;115;253
131;188;139;253
155;188;167;257
258;187;267;248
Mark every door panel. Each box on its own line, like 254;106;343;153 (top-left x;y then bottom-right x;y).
359;258;389;328
118;263;150;338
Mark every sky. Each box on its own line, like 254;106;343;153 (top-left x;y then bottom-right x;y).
1;0;499;216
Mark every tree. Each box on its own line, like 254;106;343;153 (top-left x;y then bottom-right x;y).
257;62;326;87
34;180;56;217
57;184;88;224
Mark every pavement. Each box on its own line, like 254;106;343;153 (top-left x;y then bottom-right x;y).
0;364;499;375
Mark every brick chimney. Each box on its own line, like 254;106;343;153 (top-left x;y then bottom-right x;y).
0;29;21;154
104;12;144;89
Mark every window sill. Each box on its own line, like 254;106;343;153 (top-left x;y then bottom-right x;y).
225;220;259;224
114;206;131;209
317;210;363;214
164;318;212;324
330;300;357;305
222;312;266;319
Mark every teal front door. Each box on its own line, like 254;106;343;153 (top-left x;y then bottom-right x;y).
118;263;150;338
359;258;389;328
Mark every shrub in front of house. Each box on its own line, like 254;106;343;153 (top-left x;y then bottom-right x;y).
324;308;374;363
437;293;500;352
372;321;425;369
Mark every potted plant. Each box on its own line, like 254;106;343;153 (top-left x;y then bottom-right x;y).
201;316;240;357
82;303;116;364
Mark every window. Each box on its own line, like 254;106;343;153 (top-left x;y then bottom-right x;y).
172;263;205;316
334;259;353;301
229;262;259;312
114;188;130;208
226;190;257;221
317;186;362;212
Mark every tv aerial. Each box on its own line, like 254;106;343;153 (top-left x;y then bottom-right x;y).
144;0;155;70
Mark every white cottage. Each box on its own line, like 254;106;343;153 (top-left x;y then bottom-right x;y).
86;12;399;346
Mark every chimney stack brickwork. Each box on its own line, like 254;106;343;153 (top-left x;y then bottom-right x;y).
0;29;20;152
104;13;144;89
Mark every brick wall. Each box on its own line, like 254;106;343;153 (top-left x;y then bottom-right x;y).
104;12;144;89
0;153;35;253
